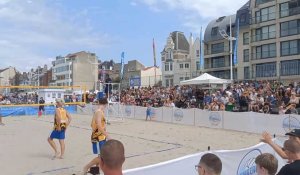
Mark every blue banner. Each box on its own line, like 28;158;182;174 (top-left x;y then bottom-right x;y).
200;27;204;70
120;52;125;80
129;77;141;87
233;19;239;66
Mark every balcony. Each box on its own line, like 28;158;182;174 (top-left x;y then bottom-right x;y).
280;27;300;37
250;12;276;24
204;47;229;56
251;50;276;60
204;62;230;69
251;31;276;42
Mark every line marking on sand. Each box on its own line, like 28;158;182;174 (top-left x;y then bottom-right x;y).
26;166;75;175
33;119;183;158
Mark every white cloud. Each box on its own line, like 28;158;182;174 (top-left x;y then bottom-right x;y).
0;0;114;72
130;1;138;6
137;0;248;32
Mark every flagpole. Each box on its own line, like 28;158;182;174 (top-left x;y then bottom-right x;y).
200;27;203;74
153;38;157;86
230;17;233;82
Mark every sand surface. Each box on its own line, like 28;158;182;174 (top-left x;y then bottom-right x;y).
0;114;262;174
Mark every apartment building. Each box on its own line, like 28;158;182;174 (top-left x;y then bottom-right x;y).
163;0;300;84
161;31;200;87
242;0;300;81
203;15;237;79
51;51;98;90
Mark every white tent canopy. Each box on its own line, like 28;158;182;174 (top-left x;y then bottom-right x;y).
180;73;231;85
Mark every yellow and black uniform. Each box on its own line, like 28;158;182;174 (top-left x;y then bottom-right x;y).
91;110;106;154
53;108;68;130
50;108;68;140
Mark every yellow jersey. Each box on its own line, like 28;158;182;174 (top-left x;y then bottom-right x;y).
91;110;106;142
54;108;68;130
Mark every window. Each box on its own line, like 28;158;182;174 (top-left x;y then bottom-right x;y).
185;63;189;68
280;20;300;37
281;60;300;76
179;77;184;81
244;67;250;79
180;64;183;69
212;57;225;68
281;40;299;56
58;93;61;98
211;27;219;36
255;43;276;59
196;61;200;70
165;62;173;71
256;62;276;77
253;25;276;42
209;70;230;79
240;13;246;23
243;49;249;62
243;32;249;45
256;0;274;5
185;77;189;80
196;50;200;57
166;79;174;87
52;93;56;98
280;1;300;18
211;43;224;54
280;3;289;17
255;6;276;23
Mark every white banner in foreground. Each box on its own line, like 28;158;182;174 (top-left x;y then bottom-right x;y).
123;140;286;175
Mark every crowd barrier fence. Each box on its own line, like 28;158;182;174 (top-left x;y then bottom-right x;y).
123;139;286;175
81;104;300;136
0;105;77;116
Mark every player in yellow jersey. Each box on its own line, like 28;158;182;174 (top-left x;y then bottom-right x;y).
83;98;111;174
47;98;72;159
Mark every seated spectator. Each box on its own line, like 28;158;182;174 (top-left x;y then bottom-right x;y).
277;139;300;175
255;153;278;175
195;153;222;175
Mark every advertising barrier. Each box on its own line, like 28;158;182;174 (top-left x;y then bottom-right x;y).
0;105;77;116
172;108;195;126
124;139;286;175
195;109;224;129
76;104;300;136
162;107;173;123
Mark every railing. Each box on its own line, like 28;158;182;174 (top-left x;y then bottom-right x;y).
281;47;299;56
251;31;276;42
204;62;230;69
280;27;300;37
204;47;230;55
250;11;276;24
251;50;276;60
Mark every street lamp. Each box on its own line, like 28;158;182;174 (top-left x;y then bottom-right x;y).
219;17;236;82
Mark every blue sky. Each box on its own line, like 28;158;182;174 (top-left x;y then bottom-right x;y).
0;0;248;72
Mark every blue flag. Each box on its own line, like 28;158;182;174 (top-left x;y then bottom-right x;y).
120;52;125;80
200;27;204;71
233;18;239;66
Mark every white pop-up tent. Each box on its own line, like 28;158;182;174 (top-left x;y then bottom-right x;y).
180;73;231;85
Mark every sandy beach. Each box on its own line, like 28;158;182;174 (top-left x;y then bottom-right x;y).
0;114;262;174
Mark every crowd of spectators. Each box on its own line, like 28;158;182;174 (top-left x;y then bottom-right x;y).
120;81;300;115
0;92;39;105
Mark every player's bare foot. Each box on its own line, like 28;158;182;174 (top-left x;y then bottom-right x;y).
51;152;60;160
